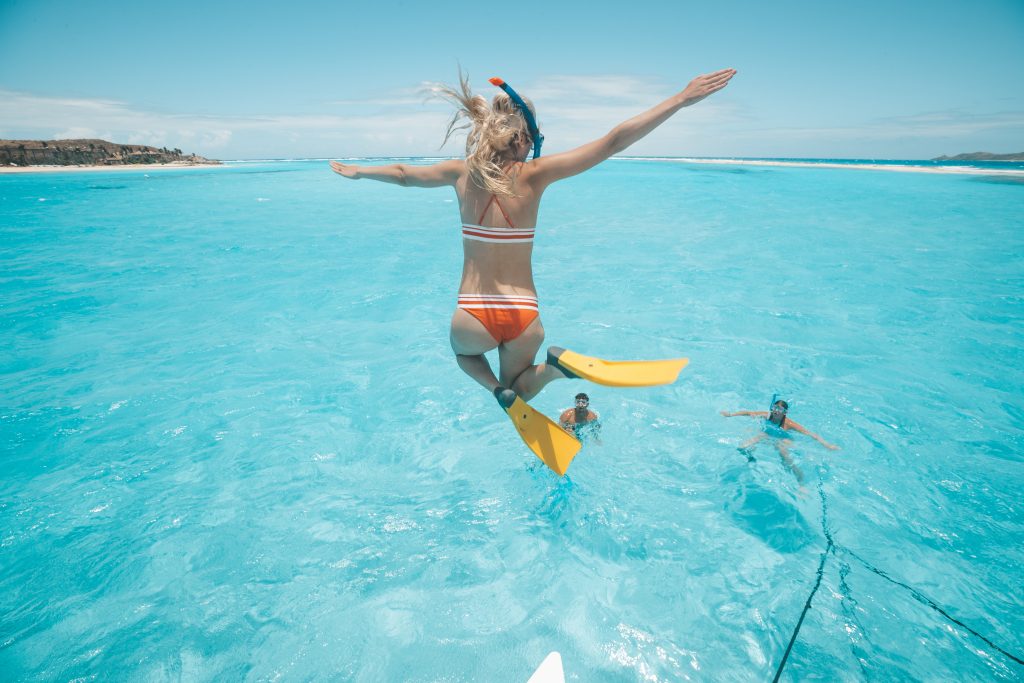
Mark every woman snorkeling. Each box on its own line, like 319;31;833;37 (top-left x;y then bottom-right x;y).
721;398;840;485
330;68;735;410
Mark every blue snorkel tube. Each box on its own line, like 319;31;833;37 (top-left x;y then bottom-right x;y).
489;77;544;159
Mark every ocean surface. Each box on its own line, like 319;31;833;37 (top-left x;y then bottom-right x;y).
653;157;1024;172
2;159;1022;681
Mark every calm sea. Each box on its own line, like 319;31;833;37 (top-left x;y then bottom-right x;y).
2;159;1022;681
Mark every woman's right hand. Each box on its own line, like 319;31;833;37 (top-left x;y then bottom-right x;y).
680;69;737;107
329;160;360;179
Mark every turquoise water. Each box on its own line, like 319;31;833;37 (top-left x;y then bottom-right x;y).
2;159;1022;681
644;157;1024;172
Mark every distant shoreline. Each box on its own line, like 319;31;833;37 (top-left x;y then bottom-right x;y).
655;158;1024;176
0;162;226;175
4;157;1023;177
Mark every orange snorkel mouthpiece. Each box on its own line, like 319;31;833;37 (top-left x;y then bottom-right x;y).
487;76;543;158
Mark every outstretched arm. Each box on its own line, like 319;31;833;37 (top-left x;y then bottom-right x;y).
787;420;840;450
329;159;463;188
721;409;766;418
532;68;736;186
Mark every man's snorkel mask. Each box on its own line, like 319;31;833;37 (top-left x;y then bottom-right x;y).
489;77;543;159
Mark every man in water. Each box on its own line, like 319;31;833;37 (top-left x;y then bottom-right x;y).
721;399;839;484
560;393;600;438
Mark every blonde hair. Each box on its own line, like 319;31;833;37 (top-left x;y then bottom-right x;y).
430;70;536;197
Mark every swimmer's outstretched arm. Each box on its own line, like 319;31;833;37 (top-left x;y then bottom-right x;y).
720;409;768;418
785;419;841;450
329;159;463;188
532;68;736;186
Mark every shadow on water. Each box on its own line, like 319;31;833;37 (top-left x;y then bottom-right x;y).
968;175;1024;186
676;166;762;176
226;168;303;175
132;168;301;182
722;466;815;554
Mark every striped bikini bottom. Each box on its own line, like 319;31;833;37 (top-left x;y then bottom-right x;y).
456;293;539;343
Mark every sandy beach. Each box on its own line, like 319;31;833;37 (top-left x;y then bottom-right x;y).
0;162;222;175
667;157;1024;176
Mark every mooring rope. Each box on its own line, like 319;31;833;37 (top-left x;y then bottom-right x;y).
770;475;1022;680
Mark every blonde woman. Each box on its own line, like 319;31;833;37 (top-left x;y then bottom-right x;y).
330;68;734;413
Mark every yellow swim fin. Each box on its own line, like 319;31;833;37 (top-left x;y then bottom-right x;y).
547;346;689;387
496;389;580;476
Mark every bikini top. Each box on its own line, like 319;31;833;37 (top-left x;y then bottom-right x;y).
461;195;535;244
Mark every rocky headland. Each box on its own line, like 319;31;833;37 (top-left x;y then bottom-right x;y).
0;139;220;167
932;152;1024;161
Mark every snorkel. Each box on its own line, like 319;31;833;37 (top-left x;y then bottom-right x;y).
489;77;544;159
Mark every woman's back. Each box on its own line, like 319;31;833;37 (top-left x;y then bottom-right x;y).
456;161;540;294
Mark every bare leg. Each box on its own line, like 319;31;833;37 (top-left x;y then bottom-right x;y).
775;439;805;484
511;362;570;402
455;354;501;392
738;432;766;460
450;309;501;392
497;316;545;388
498;320;571;401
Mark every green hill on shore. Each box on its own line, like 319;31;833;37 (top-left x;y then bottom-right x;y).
0;139;220;167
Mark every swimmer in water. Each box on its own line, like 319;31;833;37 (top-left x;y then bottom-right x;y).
329;68;735;407
721;398;839;484
559;392;601;439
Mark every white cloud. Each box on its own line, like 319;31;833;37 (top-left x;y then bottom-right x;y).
734;110;1024;142
2;81;1018;160
52;126;103;140
0;87;456;157
0;75;747;157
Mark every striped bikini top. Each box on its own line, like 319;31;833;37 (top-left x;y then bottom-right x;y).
461;195;535;244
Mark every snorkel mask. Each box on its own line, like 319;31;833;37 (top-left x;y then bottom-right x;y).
769;393;789;425
489;77;544;159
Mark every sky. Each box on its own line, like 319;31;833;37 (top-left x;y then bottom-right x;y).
1;0;1022;160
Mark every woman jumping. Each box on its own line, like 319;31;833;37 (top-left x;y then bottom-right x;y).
330;68;735;472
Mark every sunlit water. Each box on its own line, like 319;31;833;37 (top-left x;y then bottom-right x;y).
2;159;1022;681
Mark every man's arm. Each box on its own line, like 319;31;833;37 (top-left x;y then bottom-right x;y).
559;409;575;432
329;159;463;187
720;410;766;418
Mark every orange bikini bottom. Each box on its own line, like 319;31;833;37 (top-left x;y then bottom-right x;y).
457;293;539;343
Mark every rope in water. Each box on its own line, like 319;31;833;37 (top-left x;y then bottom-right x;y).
770;540;833;683
841;548;1024;667
770;475;1023;680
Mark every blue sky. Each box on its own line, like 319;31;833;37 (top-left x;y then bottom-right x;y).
1;0;1022;159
